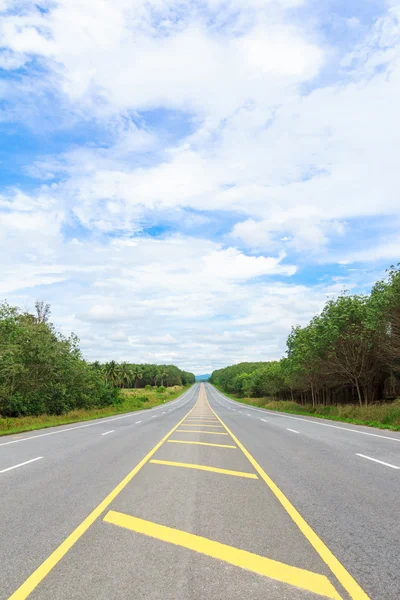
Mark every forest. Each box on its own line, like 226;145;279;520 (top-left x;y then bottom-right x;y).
0;301;194;418
210;265;400;407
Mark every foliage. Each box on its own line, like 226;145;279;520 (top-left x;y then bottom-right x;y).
210;265;400;407
98;361;195;390
0;385;188;436
0;301;195;419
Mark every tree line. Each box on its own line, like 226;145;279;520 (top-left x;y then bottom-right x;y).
0;301;194;418
210;265;400;406
91;361;195;389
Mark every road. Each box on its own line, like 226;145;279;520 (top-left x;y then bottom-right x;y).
0;383;399;600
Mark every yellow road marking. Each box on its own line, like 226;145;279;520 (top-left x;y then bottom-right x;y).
175;429;229;435
188;419;216;421
104;511;341;600
150;459;258;479
184;418;218;421
180;424;224;428
167;440;236;449
7;398;199;600
205;393;370;600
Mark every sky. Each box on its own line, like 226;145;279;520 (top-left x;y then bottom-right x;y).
0;0;399;374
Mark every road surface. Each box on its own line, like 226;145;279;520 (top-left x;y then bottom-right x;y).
1;383;399;599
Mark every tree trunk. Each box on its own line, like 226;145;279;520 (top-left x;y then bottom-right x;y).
311;382;315;407
355;380;363;406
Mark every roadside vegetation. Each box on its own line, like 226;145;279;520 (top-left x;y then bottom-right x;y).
0;301;194;436
210;265;400;430
0;386;188;436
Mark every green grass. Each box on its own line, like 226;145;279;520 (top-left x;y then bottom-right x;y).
0;385;191;437
213;386;400;431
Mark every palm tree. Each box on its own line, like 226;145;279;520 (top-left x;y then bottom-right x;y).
105;361;121;387
120;362;132;388
131;365;144;388
159;367;168;387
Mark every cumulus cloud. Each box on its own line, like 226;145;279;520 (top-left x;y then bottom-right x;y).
0;1;399;370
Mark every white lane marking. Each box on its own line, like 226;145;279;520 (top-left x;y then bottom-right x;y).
162;412;166;414
101;430;114;436
356;454;400;469
261;419;269;423
208;386;400;444
0;456;43;473
0;387;198;449
152;415;157;418
246;413;251;416
287;428;299;434
135;421;142;424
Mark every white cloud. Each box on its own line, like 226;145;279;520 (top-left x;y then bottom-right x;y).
0;1;323;122
1;2;400;371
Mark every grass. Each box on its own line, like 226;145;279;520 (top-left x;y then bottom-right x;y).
0;385;190;437
213;386;400;431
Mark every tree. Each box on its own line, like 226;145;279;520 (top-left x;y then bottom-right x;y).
131;365;144;388
158;367;168;387
34;301;51;324
119;362;132;388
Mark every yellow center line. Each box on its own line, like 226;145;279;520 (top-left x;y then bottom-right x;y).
175;429;229;435
205;391;370;600
104;511;341;600
150;459;258;479
167;440;237;449
7;389;201;600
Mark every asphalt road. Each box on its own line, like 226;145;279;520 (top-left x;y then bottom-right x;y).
1;383;399;600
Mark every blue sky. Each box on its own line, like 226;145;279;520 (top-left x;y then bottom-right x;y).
1;0;399;373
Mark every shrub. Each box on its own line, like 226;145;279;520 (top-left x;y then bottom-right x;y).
157;386;166;393
136;395;149;402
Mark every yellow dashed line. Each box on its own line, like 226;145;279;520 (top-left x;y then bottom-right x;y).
150;459;258;479
175;430;229;435
181;423;223;429
104;511;341;600
167;440;236;449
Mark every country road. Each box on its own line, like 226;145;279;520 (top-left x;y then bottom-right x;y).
1;383;399;600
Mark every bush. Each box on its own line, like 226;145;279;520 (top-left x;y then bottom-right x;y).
145;385;152;390
136;395;149;402
1;393;29;417
157;386;166;393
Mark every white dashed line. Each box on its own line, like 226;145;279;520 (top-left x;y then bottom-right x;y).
135;421;142;424
0;386;197;449
0;456;43;473
356;454;399;469
208;385;400;444
101;430;114;436
287;428;299;434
